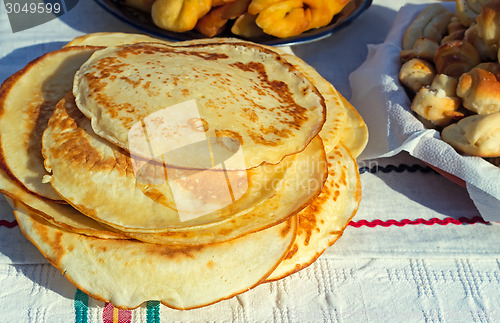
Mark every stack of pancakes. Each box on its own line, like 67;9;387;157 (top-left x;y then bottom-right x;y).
0;33;367;310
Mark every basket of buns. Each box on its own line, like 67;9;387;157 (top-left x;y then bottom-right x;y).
349;0;500;221
399;0;500;167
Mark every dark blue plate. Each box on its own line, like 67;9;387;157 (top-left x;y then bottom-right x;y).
93;0;372;46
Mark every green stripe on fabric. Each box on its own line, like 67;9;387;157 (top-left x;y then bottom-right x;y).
146;300;160;323
74;289;89;323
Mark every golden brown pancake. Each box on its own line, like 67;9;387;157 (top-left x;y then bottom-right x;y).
73;41;326;169
42;94;327;238
267;143;361;281
14;205;296;310
0;46;101;202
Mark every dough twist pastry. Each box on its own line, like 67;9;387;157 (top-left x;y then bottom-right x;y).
433;40;480;78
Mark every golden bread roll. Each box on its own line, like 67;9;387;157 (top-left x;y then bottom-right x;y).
448;16;467;34
441;16;467;43
402;4;454;50
399;58;436;93
433;40;481;78
476;0;500;46
457;67;500;114
441;112;500;157
475;62;500;78
456;0;494;26
400;37;439;63
411;74;462;127
464;23;498;61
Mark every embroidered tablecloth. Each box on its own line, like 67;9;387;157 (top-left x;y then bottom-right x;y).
2;0;500;322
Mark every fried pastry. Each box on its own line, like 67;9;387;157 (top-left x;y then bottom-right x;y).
195;0;251;37
254;0;311;38
231;12;265;38
151;0;212;32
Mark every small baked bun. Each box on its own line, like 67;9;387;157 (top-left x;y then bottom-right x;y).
457;67;500;114
434;40;481;78
400;37;439;63
475;62;500;79
411;74;463;127
476;0;500;46
399;58;436;93
403;4;454;50
456;0;494;27
464;23;498;61
442;112;500;157
441;16;467;43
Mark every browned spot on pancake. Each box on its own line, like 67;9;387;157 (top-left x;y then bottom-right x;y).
284;243;298;260
332;190;341;202
31;216;65;266
215;129;244;146
247;131;281;146
116;43;229;61
206;260;215;269
188;118;209;132
47;95;136;177
280;218;294;237
218;228;232;236
230;61;311;128
241;107;259;122
149;243;209;260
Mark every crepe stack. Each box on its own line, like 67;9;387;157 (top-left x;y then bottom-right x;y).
0;32;367;310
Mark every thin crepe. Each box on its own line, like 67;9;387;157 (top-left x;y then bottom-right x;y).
0;168;126;239
64;32;171;47
42;94;327;237
14;205;297;310
0;46;101;202
73;41;326;169
266;143;361;281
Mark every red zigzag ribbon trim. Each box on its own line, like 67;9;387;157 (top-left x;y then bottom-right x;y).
0;220;17;228
0;217;490;229
348;216;489;228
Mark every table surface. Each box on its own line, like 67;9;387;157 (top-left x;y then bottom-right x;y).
1;1;500;322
